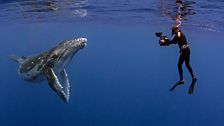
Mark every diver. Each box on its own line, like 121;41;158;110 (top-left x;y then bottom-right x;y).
170;26;197;84
156;26;197;85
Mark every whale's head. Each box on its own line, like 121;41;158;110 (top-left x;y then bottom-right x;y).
55;37;87;56
61;37;87;50
70;37;87;49
48;37;87;73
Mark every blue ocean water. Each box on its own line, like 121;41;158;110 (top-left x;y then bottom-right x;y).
1;0;224;126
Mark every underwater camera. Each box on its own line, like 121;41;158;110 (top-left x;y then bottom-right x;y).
155;32;170;46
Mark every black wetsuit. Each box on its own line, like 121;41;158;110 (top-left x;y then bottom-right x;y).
169;31;195;81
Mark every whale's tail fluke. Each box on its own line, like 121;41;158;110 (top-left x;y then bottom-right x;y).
8;55;27;64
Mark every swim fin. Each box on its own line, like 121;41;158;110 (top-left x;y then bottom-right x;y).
188;78;198;94
169;81;184;91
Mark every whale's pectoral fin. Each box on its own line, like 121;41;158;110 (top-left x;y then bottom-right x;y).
45;66;69;103
60;69;70;101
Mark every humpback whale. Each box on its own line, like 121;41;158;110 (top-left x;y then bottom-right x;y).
9;37;87;103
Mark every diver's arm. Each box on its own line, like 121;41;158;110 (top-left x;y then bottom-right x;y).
160;37;175;46
168;35;178;45
159;37;170;46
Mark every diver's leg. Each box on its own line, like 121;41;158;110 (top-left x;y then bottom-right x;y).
185;48;196;80
185;55;198;83
177;53;185;84
185;50;198;94
184;52;195;79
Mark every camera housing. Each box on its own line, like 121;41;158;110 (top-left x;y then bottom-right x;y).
155;32;163;37
155;32;170;46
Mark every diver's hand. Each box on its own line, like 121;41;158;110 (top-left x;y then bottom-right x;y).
159;39;170;46
160;39;165;43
